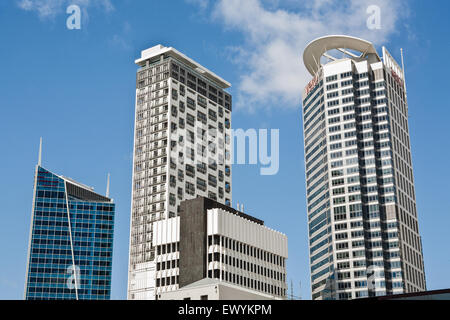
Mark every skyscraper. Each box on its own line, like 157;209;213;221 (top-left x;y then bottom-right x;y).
128;45;233;300
301;35;426;300
25;142;115;300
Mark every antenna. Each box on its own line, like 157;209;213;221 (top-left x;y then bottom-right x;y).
400;48;405;77
299;281;302;300
241;203;244;212
38;137;42;166
237;201;240;210
400;48;408;100
290;279;294;300
106;173;110;198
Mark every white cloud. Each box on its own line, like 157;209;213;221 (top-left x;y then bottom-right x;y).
17;0;113;19
109;22;133;51
189;0;408;112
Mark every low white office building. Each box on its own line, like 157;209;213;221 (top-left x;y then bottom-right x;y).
158;278;279;300
152;196;288;300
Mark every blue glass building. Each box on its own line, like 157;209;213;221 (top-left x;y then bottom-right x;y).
24;165;115;300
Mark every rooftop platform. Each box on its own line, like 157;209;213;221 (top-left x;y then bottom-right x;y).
136;45;231;89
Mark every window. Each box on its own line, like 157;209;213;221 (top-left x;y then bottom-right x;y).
197;111;207;124
197;178;206;191
198;96;207;108
197;162;207;174
186;164;195;178
186;114;195;127
328;108;340;116
208;109;217;121
326;75;338;82
329;125;341;133
187;97;195;110
327;100;339;107
208;191;217;201
327;91;339;99
186;182;195;195
327;83;338;90
330;143;342;150
208;174;217;187
169;193;176;206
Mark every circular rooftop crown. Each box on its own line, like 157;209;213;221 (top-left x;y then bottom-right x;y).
303;35;379;76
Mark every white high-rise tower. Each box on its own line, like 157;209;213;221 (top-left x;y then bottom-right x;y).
301;36;426;300
128;45;233;300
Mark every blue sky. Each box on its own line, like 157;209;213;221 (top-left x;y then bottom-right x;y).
0;0;449;300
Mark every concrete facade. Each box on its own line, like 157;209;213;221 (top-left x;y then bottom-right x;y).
179;197;208;287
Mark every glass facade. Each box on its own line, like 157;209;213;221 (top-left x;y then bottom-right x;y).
25;166;115;300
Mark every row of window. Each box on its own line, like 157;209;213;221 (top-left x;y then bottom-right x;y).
325;72;353;83
170;61;231;111
208;252;285;282
28;276;110;286
209;235;285;267
156;259;179;271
